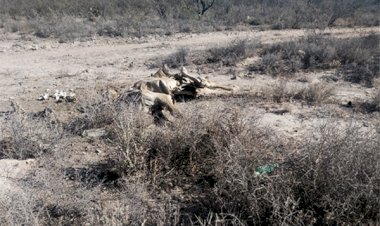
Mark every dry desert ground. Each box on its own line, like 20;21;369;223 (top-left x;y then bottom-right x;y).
0;26;379;225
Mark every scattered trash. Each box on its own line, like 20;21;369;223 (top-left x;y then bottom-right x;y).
37;89;76;103
255;163;279;175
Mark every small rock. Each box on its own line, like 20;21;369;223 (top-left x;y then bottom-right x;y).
30;45;38;51
82;128;106;138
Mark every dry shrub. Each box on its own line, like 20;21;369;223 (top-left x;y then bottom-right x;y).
250;42;304;76
356;89;380;113
253;33;380;86
96;20;123;37
336;33;380;87
163;47;189;68
292;123;380;224
210;121;380;225
106;105;151;174
65;99;115;135
106;105;286;224
262;81;333;105
295;82;334;105
149;47;190;69
0;113;62;159
265;80;290;103
0;192;46;226
31;16;96;42
0;135;170;226
207;40;256;66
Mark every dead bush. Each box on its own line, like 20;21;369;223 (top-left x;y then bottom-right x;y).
96;20;124;37
106;106;151;174
162;47;189;68
356;89;380;113
261;81;333;105
212;121;380;225
0;192;47;226
65;100;115;135
0;114;62;159
290;123;380;224
336;33;380;87
207;40;256;66
294;82;334;105
253;33;380;86
265;80;289;103
30;16;96;41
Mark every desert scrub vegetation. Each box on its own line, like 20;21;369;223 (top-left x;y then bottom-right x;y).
7;101;380;225
151;39;258;69
356;89;380;113
1;99;380;225
263;80;334;105
0;113;62;159
0;0;378;40
251;33;380;87
206;40;257;66
183;39;259;67
152;47;190;69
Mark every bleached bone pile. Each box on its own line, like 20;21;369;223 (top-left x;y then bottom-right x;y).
37;89;76;103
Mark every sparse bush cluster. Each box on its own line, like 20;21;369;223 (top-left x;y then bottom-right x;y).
252;33;380;87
